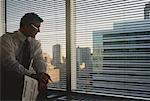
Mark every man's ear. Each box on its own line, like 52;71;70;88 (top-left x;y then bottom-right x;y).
20;25;30;37
23;25;31;32
24;25;30;30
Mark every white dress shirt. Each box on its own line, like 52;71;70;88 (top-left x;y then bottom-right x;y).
0;31;47;76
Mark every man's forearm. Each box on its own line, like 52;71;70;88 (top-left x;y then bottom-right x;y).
5;61;33;76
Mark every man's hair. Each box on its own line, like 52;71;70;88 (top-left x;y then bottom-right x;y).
20;12;43;28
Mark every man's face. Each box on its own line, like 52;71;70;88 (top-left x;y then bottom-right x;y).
26;22;41;38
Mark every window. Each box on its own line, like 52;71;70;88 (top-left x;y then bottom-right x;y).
6;0;66;90
73;0;150;100
6;0;150;100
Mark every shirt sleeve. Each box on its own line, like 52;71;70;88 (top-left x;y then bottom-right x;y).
32;40;47;73
0;34;33;76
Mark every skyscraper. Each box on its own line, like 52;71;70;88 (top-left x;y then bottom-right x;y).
76;47;93;90
76;47;92;68
92;19;150;98
144;2;150;19
92;32;103;72
52;44;66;89
52;44;62;67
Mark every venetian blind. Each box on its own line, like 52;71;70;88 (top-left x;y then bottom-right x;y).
0;0;5;36
6;0;66;90
73;0;150;100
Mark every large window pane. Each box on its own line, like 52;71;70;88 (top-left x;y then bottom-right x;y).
6;0;66;90
73;0;150;99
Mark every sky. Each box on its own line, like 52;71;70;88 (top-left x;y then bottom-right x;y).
6;0;149;58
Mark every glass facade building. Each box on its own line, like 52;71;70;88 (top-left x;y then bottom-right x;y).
92;19;150;98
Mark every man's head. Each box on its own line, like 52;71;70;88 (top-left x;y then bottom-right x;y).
20;12;43;38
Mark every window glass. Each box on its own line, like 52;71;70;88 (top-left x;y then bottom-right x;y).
73;0;150;99
7;0;66;90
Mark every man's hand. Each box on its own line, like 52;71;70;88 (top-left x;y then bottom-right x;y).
38;82;47;92
38;72;51;84
31;73;52;92
31;72;51;83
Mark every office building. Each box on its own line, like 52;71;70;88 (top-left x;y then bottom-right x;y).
52;44;62;67
144;2;150;19
92;19;150;98
76;47;93;90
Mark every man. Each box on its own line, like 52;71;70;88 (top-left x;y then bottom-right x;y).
1;13;50;100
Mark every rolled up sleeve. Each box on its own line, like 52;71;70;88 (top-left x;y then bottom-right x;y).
32;41;47;73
